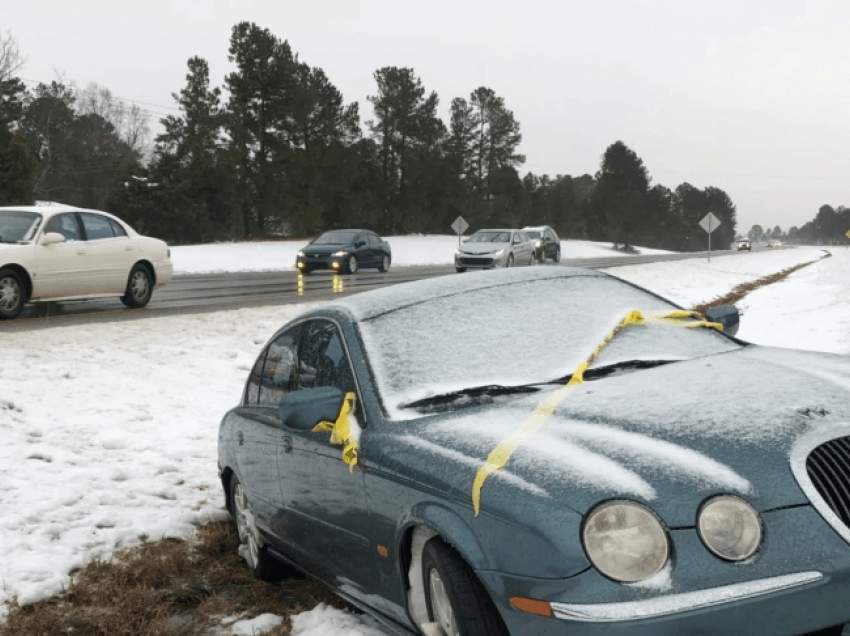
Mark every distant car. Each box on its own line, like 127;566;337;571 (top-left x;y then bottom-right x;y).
219;267;850;636
455;229;535;272
522;225;561;263
767;239;782;249
737;239;751;251
0;204;173;320
296;229;391;275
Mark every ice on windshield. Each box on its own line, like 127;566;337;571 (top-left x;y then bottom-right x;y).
358;275;740;419
0;211;42;243
313;230;358;245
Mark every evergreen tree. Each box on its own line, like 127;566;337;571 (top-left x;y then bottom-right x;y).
591;141;649;249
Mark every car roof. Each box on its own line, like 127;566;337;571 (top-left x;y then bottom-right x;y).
522;225;552;232
327;267;609;322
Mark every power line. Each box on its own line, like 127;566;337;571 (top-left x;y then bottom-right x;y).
18;77;181;120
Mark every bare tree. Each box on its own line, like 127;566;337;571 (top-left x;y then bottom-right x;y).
0;28;26;82
75;81;152;159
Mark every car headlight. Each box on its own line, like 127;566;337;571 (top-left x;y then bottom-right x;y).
583;500;669;582
332;250;348;257
492;249;505;256
535;240;542;247
297;250;305;257
698;495;762;561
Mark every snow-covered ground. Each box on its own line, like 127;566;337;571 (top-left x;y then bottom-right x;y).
169;235;676;274
1;239;848;634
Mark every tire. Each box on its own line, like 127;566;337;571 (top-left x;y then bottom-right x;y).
536;249;545;264
553;246;560;263
505;254;514;268
422;539;509;636
230;476;274;581
120;264;153;308
347;255;358;274
0;268;25;320
455;267;466;273
378;254;391;272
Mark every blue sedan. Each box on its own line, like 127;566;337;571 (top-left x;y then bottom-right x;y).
218;267;850;636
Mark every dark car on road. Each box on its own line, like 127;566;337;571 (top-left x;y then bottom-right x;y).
218;267;850;636
296;229;391;274
522;225;561;263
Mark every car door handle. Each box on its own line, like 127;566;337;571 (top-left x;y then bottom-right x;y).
282;436;293;453
237;431;244;446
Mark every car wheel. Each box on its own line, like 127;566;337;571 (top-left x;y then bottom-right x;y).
505;254;514;268
379;254;391;272
120;264;153;307
553;246;561;263
455;267;466;273
422;539;509;636
536;250;545;264
230;476;273;581
347;255;358;274
0;268;25;320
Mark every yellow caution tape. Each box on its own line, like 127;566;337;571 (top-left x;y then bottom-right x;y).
313;391;359;473
471;310;723;516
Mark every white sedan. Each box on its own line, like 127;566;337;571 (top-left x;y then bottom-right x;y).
0;204;173;320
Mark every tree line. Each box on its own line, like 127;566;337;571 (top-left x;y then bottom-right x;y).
747;204;850;246
0;23;768;250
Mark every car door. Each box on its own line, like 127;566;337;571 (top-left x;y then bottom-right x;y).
278;318;383;603
33;213;95;299
353;232;372;267
78;213;137;293
512;231;532;265
230;325;301;537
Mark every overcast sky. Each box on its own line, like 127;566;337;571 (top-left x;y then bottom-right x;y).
6;0;850;234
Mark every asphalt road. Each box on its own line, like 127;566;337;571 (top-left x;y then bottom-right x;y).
1;247;746;330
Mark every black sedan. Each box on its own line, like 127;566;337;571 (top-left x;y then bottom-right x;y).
296;229;392;274
218;267;850;636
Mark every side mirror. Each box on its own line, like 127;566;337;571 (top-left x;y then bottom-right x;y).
279;386;345;430
705;305;740;337
41;232;65;246
355;241;365;248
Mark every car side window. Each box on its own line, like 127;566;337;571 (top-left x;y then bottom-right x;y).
44;214;82;242
80;213;117;240
368;234;379;246
297;320;356;395
110;219;127;237
254;325;301;406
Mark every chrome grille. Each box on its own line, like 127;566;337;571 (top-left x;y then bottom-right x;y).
806;436;850;528
460;256;493;266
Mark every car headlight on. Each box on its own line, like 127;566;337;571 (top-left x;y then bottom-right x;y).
698;495;762;561
491;249;505;256
332;250;348;257
583;500;669;582
535;240;542;247
297;250;305;257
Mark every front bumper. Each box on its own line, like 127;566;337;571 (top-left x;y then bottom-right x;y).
455;253;505;269
296;256;346;272
480;505;850;635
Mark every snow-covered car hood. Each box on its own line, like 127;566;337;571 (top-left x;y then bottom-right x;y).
372;345;850;527
459;242;511;255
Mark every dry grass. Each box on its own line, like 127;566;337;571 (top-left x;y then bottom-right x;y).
0;521;350;636
691;254;829;315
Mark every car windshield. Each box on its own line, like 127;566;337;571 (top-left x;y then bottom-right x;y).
0;211;42;243
358;274;741;419
524;231;541;239
313;230;359;245
469;231;510;243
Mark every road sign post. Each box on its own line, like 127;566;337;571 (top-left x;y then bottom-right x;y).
699;212;722;263
451;215;469;248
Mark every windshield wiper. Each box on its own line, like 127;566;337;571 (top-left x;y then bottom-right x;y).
545;359;678;384
402;384;542;411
